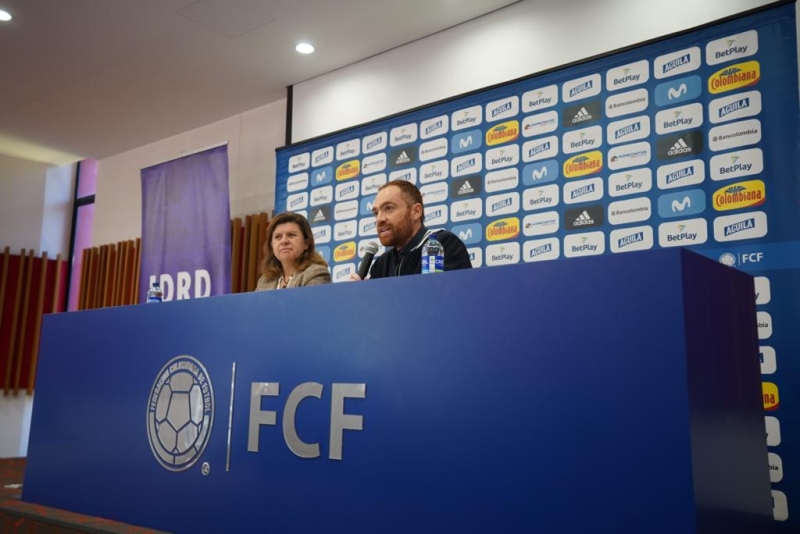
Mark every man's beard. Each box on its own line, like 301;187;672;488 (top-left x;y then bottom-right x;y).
380;214;415;248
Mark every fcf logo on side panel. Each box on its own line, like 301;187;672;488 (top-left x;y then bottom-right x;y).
147;356;214;472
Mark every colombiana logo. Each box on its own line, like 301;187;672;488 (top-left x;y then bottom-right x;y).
708;61;760;94
147;355;214;472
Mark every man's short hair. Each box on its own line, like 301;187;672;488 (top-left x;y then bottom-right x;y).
379;180;424;218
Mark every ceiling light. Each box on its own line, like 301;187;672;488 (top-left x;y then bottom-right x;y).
295;43;315;54
0;10;12;21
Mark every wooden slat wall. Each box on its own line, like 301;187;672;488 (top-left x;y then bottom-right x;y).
0;249;66;396
3;249;26;395
28;252;52;395
77;212;270;306
231;218;243;293
77;239;142;310
0;212;269;394
231;212;269;293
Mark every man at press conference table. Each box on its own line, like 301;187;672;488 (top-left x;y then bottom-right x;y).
350;180;472;280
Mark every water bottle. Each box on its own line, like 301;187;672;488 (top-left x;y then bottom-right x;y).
421;234;444;274
147;282;163;303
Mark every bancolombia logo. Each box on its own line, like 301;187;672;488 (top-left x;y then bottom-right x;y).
712;180;766;211
708;61;760;94
656;131;704;160
147;356;214;472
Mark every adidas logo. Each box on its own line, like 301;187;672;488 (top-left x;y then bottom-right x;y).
458;181;475;195
313;210;325;222
573;210;595;226
395;151;411;165
667;138;692;156
572;107;592;124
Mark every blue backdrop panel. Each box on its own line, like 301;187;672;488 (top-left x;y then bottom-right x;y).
275;3;798;527
23;249;770;533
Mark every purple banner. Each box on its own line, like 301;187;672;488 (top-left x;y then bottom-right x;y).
139;145;231;303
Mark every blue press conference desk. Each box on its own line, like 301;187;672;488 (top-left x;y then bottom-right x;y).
23;249;772;533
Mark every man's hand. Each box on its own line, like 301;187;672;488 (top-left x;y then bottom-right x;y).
349;273;363;282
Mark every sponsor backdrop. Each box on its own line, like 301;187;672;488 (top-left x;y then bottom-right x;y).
275;4;797;527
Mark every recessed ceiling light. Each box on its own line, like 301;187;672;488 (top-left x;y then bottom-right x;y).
0;10;12;21
295;43;315;54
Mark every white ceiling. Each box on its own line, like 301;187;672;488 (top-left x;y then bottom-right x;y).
0;0;518;165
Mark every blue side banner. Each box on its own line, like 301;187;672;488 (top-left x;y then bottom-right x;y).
275;4;798;527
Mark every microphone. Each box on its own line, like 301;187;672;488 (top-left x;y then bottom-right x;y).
357;242;379;279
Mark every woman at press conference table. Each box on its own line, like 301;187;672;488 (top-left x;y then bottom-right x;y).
255;212;331;291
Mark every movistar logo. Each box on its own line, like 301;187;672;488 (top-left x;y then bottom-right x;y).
668;84;688;99
532;166;548;180
672;197;691;212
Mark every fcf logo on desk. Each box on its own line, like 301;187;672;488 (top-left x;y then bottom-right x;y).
147;356;215;472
